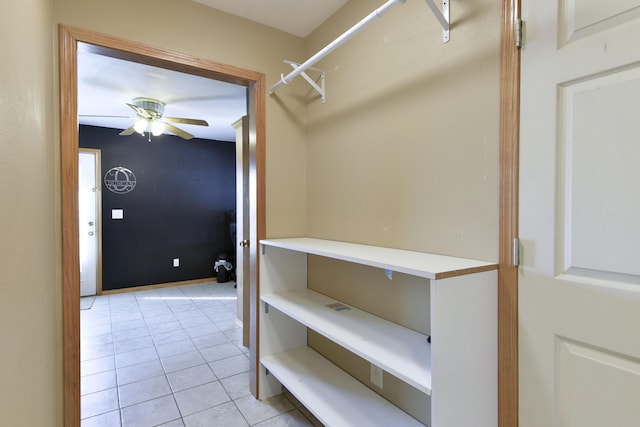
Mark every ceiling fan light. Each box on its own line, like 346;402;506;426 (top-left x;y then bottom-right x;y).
150;120;165;136
134;118;148;134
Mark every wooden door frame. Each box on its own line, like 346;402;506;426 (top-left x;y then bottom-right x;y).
499;0;520;426
59;24;266;426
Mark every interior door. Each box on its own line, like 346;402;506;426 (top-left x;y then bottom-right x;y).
78;148;101;297
519;1;640;426
234;116;251;347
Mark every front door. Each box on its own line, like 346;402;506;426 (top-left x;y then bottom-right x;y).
519;1;640;425
79;148;101;297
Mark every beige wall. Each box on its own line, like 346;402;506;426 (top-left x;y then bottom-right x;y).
299;0;501;423
304;0;500;261
0;0;59;425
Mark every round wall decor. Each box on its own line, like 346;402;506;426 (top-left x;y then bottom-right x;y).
104;166;137;194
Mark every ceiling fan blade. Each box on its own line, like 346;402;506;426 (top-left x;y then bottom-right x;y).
163;117;209;126
126;103;152;119
163;122;194;140
119;126;137;136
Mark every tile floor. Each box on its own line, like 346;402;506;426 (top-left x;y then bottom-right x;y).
81;281;322;427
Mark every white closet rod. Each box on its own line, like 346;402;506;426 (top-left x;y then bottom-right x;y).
269;0;407;95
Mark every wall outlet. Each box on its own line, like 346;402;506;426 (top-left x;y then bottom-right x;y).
173;258;180;267
370;364;383;389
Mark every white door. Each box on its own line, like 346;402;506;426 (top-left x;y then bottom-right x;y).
519;1;640;426
79;149;101;297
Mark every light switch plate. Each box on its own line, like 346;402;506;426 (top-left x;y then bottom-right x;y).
111;209;124;220
173;258;180;267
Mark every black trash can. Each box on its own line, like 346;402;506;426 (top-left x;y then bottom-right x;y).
214;254;232;283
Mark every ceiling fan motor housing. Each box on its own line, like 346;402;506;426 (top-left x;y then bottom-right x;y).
133;97;165;119
120;96;206;140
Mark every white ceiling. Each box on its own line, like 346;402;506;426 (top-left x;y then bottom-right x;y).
192;0;348;38
78;1;348;142
78;46;247;142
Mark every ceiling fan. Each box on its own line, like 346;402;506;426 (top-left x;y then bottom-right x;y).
118;97;209;141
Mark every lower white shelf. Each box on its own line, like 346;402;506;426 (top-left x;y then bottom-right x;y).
262;289;431;394
261;346;426;427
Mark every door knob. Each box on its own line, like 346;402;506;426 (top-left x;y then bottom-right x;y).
88;231;94;236
239;240;250;247
88;221;94;226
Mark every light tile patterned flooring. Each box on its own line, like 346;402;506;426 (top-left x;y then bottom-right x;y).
81;281;322;427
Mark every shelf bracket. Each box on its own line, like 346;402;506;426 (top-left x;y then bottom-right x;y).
284;60;326;103
264;303;270;314
424;0;450;43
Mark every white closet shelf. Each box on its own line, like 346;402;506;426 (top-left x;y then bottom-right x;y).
261;346;425;427
262;288;431;394
260;237;497;280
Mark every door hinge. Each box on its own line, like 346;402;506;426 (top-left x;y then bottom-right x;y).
515;19;523;48
513;238;520;267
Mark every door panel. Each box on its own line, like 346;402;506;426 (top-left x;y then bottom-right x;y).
234;115;251;347
560;67;640;278
557;337;640;426
560;0;640;45
520;0;640;425
78;149;101;297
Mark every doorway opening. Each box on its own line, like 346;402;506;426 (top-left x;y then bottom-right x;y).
60;25;265;426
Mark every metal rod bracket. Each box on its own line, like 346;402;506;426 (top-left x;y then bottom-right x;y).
284;61;326;103
424;0;450;43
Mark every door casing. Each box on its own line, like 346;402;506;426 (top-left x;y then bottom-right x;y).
59;24;266;426
498;0;520;426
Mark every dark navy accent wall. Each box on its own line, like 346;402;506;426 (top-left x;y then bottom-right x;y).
80;125;235;291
